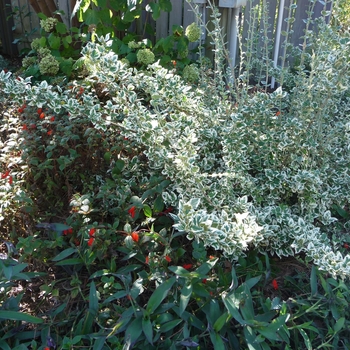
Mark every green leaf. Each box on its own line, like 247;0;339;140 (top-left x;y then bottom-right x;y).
0;311;43;324
89;281;98;316
299;329;312;350
48;33;61;50
310;265;317;296
142;315;153;345
84;8;100;25
143;204;152;218
158;319;182;333
244;326;262;350
103;290;128;303
257;314;290;341
146;277;176;314
180;282;192;316
125;317;143;344
147;2;160;20
55;21;67;34
116;264;141;274
168;265;191;277
245;276;261;290
153;195;164;212
222;293;246;326
159;0;172;12
334;317;345;333
195;258;218;276
55;258;83;266
213;311;230;332
52;247;77;261
209;331;225;350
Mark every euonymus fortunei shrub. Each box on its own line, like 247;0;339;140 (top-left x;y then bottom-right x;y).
1;21;350;277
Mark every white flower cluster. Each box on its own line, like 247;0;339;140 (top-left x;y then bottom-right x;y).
182;64;199;83
39;55;59;75
40;17;58;33
136;49;155;65
185;22;201;42
128;40;141;49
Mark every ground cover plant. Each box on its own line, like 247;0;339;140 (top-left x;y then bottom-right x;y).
1;0;350;349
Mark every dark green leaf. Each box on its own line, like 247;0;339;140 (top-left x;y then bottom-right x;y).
146;277;176;314
56;21;67;34
48;33;61;50
180;282;192;316
55;258;83;266
0;311;43;324
142;315;153;345
52;247;77;262
159;319;182;333
89;281;98;316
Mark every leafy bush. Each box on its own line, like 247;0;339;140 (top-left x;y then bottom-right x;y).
1;0;350;349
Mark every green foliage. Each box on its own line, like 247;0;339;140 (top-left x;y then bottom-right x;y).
1;1;350;349
21;13;85;81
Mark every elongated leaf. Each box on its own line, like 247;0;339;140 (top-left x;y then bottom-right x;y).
125;317;143;344
195;258;218;276
52;247;77;262
310;265;317;296
299;329;312;350
257;314;290;341
180;283;192;316
0;340;11;350
222;293;246;326
159;319;182;333
89;281;98;315
103;290;128;304
213;311;230;332
142;316;153;345
0;311;43;324
93;336;106;350
146;277;176;314
244;326;262;350
209;331;225;350
334;317;345;333
55;258;83;266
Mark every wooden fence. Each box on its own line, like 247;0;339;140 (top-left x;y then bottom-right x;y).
0;0;332;71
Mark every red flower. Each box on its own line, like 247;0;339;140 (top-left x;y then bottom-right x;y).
63;228;73;235
44;348;50;350
22;124;28;130
202;278;207;284
8;176;13;185
1;170;10;179
18;107;24;113
344;243;349;249
183;264;193;270
145;256;149;264
128;206;136;218
89;228;96;237
47;130;53;135
272;279;278;290
88;237;94;246
39;112;45;119
131;232;139;242
275;111;281;116
37;108;43;114
165;255;171;263
50;116;55;122
74;239;80;246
